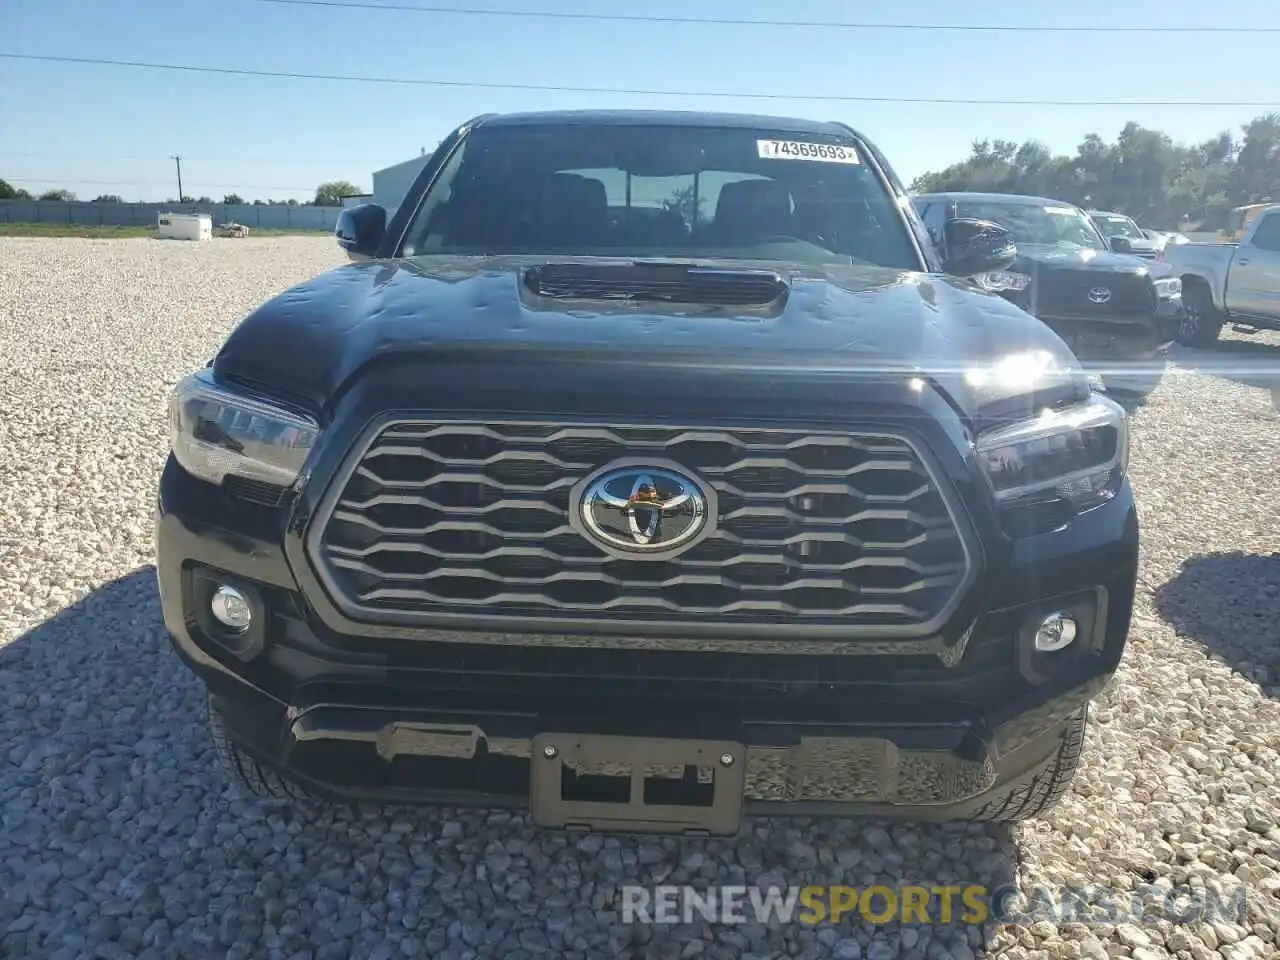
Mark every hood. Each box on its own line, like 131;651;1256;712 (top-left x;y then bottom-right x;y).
1010;243;1153;273
212;255;1091;424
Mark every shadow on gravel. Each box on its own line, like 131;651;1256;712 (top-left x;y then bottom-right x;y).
1169;340;1280;400
1155;551;1280;697
1;566;1021;959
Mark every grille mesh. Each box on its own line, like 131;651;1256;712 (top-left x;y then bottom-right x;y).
311;420;970;628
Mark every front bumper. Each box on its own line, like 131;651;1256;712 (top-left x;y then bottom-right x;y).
1030;301;1182;396
156;449;1139;829
1038;303;1180;361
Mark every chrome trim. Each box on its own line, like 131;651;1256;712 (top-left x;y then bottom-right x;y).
302;416;978;640
568;458;719;561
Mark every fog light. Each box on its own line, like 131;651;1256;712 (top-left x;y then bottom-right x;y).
210;585;252;632
1034;612;1078;652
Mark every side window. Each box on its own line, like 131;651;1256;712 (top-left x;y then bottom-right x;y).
1247;213;1280;251
913;201;948;252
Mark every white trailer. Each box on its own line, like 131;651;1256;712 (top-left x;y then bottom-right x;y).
157;213;212;241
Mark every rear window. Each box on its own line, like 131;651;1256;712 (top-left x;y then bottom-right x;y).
1093;214;1144;240
399;123;921;270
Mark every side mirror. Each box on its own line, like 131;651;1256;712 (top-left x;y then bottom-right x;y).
1108;235;1133;254
335;203;387;261
941;218;1016;278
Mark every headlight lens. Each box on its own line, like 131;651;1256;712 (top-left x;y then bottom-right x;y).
169;369;318;487
1153;276;1181;299
972;270;1031;293
976;393;1128;509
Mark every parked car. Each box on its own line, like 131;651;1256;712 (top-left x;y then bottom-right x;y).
1161;202;1280;346
158;110;1138;835
912;192;1182;395
1087;210;1162;260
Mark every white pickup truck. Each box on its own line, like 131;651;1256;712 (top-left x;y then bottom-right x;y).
1162;202;1280;347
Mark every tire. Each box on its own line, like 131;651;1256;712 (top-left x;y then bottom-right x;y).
207;696;312;803
970;707;1089;822
1177;281;1224;348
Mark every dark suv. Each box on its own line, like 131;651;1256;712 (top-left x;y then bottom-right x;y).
912;192;1182;395
157;110;1137;836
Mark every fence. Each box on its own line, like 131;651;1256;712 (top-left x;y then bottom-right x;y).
0;200;340;232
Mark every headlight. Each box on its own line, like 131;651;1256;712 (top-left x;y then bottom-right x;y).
169;369;319;487
972;271;1031;293
1153;277;1181;299
975;393;1128;510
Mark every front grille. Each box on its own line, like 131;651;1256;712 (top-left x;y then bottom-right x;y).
1033;269;1156;316
310;419;972;631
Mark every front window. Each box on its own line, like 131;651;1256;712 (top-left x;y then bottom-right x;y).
953;200;1108;252
1091;214;1145;241
399;123;922;270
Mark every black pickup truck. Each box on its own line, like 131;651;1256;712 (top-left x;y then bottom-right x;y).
157;110;1137;836
912;192;1183;395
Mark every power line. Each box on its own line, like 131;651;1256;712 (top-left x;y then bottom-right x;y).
0;148;384;167
1;52;1276;107
248;0;1280;34
5;176;316;191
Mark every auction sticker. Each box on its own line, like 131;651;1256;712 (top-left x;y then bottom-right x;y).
757;139;861;164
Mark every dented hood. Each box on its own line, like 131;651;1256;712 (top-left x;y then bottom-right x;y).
213;255;1090;422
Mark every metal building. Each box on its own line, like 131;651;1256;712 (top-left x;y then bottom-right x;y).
372;155;430;220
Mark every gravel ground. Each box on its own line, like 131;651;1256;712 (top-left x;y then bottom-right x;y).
1;236;1278;960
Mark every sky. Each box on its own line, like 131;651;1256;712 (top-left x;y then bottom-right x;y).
1;0;1278;204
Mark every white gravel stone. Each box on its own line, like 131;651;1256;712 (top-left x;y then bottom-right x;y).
2;237;1279;959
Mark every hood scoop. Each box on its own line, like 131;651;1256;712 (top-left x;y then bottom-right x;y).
522;262;789;307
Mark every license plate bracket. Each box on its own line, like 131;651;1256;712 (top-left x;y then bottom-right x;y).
529;733;746;837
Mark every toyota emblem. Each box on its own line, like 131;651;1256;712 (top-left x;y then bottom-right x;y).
1088;287;1112;304
569;460;716;560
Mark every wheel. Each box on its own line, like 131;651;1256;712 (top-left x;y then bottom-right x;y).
207;696;311;802
1177;281;1224;348
970;707;1089;822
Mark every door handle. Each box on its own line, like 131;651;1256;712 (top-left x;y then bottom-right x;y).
1237;258;1250;265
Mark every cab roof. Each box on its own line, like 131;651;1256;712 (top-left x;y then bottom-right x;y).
473;109;858;138
913;191;1083;208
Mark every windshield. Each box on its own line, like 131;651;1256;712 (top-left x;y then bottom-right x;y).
953;200;1108;251
399;123;922;270
1092;214;1145;241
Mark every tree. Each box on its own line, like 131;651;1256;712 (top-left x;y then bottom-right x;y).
92;194;124;203
223;193;244;205
0;178;32;200
313;180;362;206
37;188;76;202
662;184;707;227
909;111;1280;230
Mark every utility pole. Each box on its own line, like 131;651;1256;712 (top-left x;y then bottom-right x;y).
170;154;184;203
